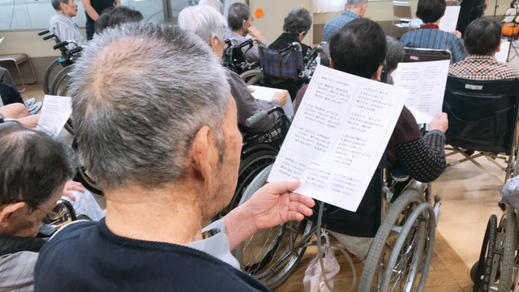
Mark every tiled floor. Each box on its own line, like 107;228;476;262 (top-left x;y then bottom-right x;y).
20;49;519;290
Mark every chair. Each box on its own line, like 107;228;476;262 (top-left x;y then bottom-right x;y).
403;47;452;63
390;1;423;36
442;76;519;182
0;53;37;92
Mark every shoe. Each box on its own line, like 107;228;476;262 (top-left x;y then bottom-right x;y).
27;101;42;115
24;97;36;107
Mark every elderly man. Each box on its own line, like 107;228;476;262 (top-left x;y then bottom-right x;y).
225;2;269;63
49;0;87;49
400;0;467;63
322;0;368;43
449;18;519;80
34;22;313;290
0;122;103;290
179;5;288;134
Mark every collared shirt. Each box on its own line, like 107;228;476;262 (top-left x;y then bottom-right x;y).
49;13;87;50
400;28;467;63
322;10;359;43
449;55;519;80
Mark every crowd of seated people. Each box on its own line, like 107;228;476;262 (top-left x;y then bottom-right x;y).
1;1;519;290
179;5;288;135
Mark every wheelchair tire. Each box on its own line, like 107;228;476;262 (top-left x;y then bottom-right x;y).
213;149;277;220
240;69;263;85
234;164;314;290
359;188;426;291
42;58;61;94
71;138;103;195
496;207;518;291
473;214;498;292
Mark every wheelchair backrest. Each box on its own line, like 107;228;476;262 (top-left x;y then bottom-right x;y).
259;43;304;80
442;76;519;154
403;47;452;63
221;38;260;75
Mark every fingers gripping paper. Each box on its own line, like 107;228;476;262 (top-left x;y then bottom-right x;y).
267;65;408;212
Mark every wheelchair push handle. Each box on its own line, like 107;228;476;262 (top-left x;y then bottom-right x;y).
53;41;69;50
38;29;50;36
43;34;57;41
245;106;284;128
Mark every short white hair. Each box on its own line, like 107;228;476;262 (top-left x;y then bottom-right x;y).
199;0;223;14
178;5;227;45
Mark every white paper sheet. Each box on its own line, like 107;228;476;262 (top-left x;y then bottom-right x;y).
392;60;449;124
249;85;294;118
439;6;461;33
267;65;408;212
496;40;511;63
36;95;72;137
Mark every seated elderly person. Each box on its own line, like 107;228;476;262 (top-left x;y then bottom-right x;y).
322;0;368;43
179;5;288;134
49;0;87;50
400;0;467;63
0;83;42;114
94;5;143;34
0;122;103;290
225;3;269;64
266;7;312;99
295;18;448;258
449;17;519;80
33;22;314;290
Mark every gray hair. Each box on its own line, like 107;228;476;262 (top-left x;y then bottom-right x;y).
69;22;229;190
385;35;405;72
51;0;68;10
178;5;227;45
0;122;75;210
283;8;312;36
227;3;250;31
199;0;224;14
346;0;368;7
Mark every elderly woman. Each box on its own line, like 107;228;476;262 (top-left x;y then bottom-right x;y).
400;0;467;63
266;7;313;99
178;5;287;133
224;3;268;63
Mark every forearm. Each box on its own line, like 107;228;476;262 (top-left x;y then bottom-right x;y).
221;205;258;250
396;130;446;182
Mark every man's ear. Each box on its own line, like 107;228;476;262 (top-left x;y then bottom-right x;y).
329;58;335;69
210;35;220;55
0;202;26;228
189;126;219;188
372;65;383;81
298;31;306;42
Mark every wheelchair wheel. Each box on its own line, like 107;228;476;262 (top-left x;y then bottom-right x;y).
49;65;72;96
495;207;518;291
42;58;61;94
71;138;103;195
240;69;263;85
360;188;428;291
473;214;498;292
234;164;314;290
213;149;277;220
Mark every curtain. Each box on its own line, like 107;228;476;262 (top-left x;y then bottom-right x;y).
313;0;345;13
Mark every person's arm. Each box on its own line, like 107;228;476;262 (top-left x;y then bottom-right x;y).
82;0;100;21
228;70;281;132
396;113;448;182
222;181;314;250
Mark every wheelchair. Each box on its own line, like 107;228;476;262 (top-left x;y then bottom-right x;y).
221;38;262;83
213;106;291;220
233;161;442;290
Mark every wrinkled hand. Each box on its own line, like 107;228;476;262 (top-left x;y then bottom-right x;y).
429;112;449;133
242;181;315;231
247;26;267;44
272;90;288;107
62;181;85;201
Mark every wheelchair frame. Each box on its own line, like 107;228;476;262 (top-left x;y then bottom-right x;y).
233;162;442;291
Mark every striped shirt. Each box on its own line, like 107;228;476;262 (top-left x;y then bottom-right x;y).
49;13;86;50
400;28;467;63
449;55;519;80
322;10;359;43
0;251;38;291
